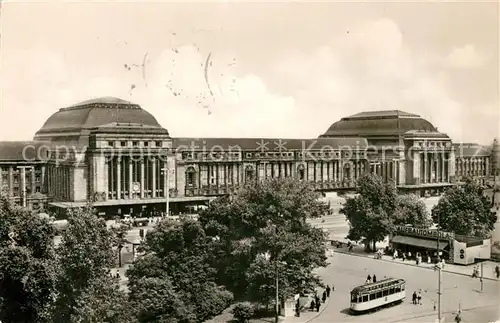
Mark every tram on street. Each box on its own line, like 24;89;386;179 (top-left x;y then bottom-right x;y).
350;277;406;314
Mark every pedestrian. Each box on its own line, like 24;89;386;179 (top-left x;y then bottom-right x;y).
326;285;331;297
116;272;120;279
417;290;422;305
372;274;377;283
408;251;412;259
412;291;417;305
495;265;500;279
367;274;371;283
310;299;315;311
295;299;300;317
315;300;321;312
322;291;326;303
455;310;462;323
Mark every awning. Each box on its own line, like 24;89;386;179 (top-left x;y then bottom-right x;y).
391;235;449;250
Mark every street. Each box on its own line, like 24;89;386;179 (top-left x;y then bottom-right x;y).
310;253;499;323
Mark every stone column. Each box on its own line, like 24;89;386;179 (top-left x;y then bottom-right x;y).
152;158;157;198
449;150;455;182
128;159;133;198
441;154;445;182
116;156;122;199
486;157;490;176
20;167;26;206
140;159;145;199
322;162;328;182
423;153;428;183
163;161;168;197
41;166;46;193
30;168;36;195
8;166;13;196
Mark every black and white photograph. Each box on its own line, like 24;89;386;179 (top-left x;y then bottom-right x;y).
0;1;499;323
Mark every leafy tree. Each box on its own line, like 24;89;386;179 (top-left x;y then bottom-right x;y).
341;173;398;251
199;178;328;305
432;179;497;237
127;219;233;322
394;194;431;228
0;194;58;323
53;204;131;323
232;302;254;323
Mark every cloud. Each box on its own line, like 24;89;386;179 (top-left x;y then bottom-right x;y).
269;19;497;143
445;44;488;69
0;18;496;145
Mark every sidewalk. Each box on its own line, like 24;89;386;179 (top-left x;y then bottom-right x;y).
334;246;500;281
283;288;330;323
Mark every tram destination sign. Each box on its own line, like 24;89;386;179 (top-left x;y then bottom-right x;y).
396;226;453;240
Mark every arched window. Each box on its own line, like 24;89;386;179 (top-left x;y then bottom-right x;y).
297;165;305;180
245;166;254;181
185;167;196;186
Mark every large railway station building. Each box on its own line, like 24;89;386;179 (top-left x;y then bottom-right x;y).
0;97;497;217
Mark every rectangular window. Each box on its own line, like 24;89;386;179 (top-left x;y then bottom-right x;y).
108;141;114;147
35;175;41;183
369;293;376;300
121;141;127;147
395;286;400;293
155;141;161;147
362;295;368;302
13;175;19;184
376;291;382;299
35;186;41;193
144;141;149;147
351;294;358;303
389;288;395;295
132;141;138;147
383;289;389;296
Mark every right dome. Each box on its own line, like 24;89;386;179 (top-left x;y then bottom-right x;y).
320;110;439;137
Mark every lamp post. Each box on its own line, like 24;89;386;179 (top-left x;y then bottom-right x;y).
161;166;172;217
436;213;442;323
17;166;34;208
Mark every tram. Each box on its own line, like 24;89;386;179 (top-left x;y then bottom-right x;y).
350;277;406;313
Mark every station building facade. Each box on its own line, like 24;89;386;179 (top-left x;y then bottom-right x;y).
0;97;497;217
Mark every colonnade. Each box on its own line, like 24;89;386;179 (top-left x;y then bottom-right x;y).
420;152;450;183
456;157;489;177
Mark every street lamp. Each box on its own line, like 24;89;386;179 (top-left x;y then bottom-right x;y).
262;251;286;323
436;213;442;323
161;166;173;217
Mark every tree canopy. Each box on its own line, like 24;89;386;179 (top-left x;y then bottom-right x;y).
198;178;329;304
126;219;233;323
432;179;497;237
341;173;430;251
0;194;57;323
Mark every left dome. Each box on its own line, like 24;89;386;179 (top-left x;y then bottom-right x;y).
35;97;165;136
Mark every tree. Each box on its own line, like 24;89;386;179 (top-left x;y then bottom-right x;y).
394;194;431;228
199;177;329;305
53;204;131;323
127;219;233;322
341;173;398;251
432;179;497;237
0;194;58;323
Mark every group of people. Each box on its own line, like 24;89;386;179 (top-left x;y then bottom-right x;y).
308;285;333;313
365;274;377;284
411;290;422;305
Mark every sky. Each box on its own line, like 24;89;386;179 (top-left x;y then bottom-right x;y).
0;0;498;144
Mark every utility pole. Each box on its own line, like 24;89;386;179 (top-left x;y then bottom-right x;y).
436;213;442;323
161;166;171;217
480;262;484;292
275;259;279;323
17;166;33;208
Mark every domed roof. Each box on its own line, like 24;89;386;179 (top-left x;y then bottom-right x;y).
35;97;165;135
320;110;439;138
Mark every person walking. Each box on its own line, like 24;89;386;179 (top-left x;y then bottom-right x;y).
326;285;331;297
412;291;417;305
322;291;327;303
372;274;377;283
417;290;422;305
315;300;321;312
495;265;500;279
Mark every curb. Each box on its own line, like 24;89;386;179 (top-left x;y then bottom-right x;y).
389;303;499;322
333;250;499;282
301;297;331;323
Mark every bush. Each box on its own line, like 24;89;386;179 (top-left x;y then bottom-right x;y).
232;302;254;323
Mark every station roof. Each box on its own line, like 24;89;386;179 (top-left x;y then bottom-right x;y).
172;137;369;151
320;110;440;138
34;97;167;136
453;143;491;158
0;141;51;162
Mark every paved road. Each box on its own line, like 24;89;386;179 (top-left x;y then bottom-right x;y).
310;253;499;323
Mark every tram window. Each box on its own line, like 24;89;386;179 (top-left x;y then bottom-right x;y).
362;295;368;302
401;284;405;291
383;289;389;296
395;286;400;293
389;288;395;295
376;291;382;298
351;294;358;303
370;293;376;300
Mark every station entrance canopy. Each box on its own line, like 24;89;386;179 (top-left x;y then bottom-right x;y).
391;235;449;250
